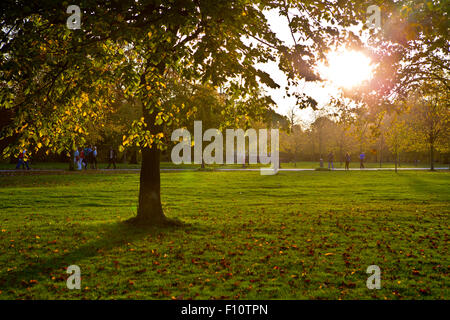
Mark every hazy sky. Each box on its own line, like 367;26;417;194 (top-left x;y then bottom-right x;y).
260;9;370;125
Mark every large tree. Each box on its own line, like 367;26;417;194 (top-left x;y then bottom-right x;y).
1;0;369;225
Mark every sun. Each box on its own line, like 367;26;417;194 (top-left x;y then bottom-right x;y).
317;49;374;89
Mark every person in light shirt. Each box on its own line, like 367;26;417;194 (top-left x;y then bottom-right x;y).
74;148;81;170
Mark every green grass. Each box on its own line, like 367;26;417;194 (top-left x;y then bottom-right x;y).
0;171;448;299
281;161;445;169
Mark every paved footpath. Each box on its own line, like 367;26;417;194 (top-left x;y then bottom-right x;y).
217;167;449;171
0;167;448;175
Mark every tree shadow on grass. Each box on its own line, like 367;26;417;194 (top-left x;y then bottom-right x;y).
0;219;195;292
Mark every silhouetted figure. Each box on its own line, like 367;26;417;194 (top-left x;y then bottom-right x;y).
81;148;87;169
107;147;117;169
345;152;350;170
74;148;82;170
92;146;98;169
359;152;365;169
328;151;334;170
15;149;30;170
84;146;93;169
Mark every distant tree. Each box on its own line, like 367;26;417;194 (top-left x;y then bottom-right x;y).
384;112;411;172
280;123;305;165
407;84;450;170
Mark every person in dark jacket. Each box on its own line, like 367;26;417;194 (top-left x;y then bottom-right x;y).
81;149;87;169
107;147;117;169
15;149;30;170
327;151;334;170
345;152;350;170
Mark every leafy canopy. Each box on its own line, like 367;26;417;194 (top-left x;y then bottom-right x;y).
1;0;370;156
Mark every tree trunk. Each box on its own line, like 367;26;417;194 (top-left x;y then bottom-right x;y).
379;135;383;168
130;97;180;226
130;148;138;164
130;62;182;226
395;154;398;173
430;144;435;171
68;151;75;171
133;95;166;224
135;146;166;223
395;148;398;173
379;147;382;168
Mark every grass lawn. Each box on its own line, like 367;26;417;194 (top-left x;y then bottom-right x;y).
0;170;448;299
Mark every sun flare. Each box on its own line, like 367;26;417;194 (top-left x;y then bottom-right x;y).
318;49;374;89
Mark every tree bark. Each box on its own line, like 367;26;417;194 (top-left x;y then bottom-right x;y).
68;150;75;171
379;135;383;168
132;94;168;225
130;94;181;226
129;60;183;226
430;144;435;170
129;148;138;164
395;152;398;173
134;145;167;224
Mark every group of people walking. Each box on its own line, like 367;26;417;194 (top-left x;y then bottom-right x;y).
14;146;118;171
73;146;98;170
15;149;30;170
326;151;366;170
14;146;117;171
73;146;117;170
